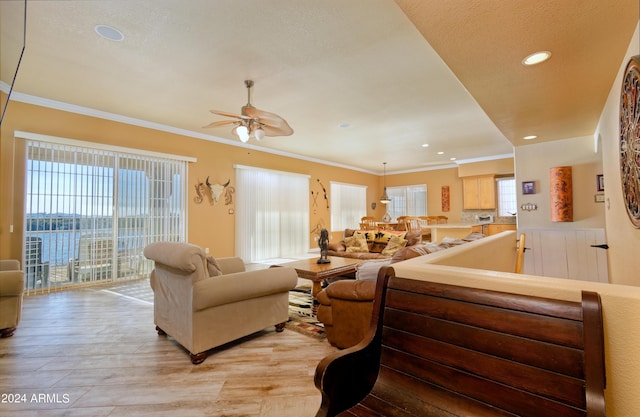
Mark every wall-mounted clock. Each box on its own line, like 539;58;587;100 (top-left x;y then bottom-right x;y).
620;55;640;228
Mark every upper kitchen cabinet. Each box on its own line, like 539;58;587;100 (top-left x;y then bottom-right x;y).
463;175;496;209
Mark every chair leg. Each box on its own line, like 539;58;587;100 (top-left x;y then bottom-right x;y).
0;327;16;338
190;352;207;365
275;322;286;332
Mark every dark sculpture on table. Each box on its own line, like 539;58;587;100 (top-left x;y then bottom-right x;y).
317;228;330;264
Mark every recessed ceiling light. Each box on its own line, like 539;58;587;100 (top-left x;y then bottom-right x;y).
95;24;125;42
450;157;457;161
523;135;538;140
437;151;444;155
522;51;551;66
421;143;429;148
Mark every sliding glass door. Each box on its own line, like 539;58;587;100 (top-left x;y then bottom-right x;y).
23;139;187;293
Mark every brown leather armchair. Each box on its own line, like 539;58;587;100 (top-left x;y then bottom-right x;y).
316;244;439;348
316;279;376;349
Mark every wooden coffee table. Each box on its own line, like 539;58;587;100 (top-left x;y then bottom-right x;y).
272;256;364;302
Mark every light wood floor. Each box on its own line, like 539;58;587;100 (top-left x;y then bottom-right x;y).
0;282;337;417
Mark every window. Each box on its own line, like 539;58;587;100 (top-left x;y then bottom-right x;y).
330;182;367;231
22;135;189;293
235;165;309;262
386;185;427;221
497;177;517;217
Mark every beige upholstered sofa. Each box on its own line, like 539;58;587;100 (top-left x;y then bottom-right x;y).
0;260;24;338
144;242;298;364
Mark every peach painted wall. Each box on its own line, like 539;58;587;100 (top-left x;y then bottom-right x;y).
0;99;380;259
382;167;463;223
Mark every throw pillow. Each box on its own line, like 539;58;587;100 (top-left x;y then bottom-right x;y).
356;259;392;281
345;234;369;253
353;230;375;242
373;230;406;244
206;256;222;277
381;234;408;256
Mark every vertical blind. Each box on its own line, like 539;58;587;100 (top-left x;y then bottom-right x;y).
330;182;367;231
23;138;188;293
386;185;427;221
235;165;309;262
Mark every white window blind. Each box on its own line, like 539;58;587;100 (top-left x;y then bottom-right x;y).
235;165;309;262
386;185;427;221
23;138;187;293
330;182;367;231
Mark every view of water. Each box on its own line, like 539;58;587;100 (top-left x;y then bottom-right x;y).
26;229;146;266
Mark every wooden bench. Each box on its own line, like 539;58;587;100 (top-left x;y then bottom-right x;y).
314;267;606;417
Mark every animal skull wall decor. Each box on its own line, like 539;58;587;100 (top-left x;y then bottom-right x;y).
193;177;235;206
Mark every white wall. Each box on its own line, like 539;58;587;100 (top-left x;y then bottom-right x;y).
595;21;640;286
514;135;605;230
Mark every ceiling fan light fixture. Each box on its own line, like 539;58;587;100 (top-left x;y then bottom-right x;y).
205;79;293;142
235;125;249;143
253;126;265;141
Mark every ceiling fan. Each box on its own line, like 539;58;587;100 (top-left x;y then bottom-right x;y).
203;80;293;142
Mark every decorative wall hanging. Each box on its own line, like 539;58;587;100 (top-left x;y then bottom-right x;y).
224;186;235;205
550;166;573;222
522;181;536;195
441;186;450;212
317;179;329;208
205;177;231;205
620;55;640;228
193;178;207;204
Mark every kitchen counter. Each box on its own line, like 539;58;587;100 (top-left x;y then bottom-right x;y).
423;223;480;243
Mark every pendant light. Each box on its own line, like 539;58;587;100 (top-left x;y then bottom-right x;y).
380;162;391;204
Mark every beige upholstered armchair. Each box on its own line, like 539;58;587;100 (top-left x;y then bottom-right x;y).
0;260;24;338
143;242;298;364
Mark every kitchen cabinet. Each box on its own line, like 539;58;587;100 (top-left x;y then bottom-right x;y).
463;175;496;209
473;223;516;236
485;223;516;235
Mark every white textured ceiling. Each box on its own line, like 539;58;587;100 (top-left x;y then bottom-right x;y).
1;0;637;174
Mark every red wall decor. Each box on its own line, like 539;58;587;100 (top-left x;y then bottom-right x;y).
441;185;450;212
550;166;573;222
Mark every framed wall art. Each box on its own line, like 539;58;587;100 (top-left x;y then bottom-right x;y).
522;181;536;195
620;55;640;227
596;174;604;192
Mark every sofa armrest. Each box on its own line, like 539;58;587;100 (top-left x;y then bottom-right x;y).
193;266;298;311
0;260;20;272
324;280;376;302
0;271;25;295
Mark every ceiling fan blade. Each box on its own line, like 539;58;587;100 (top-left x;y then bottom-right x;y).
260;124;293;137
243;106;294;136
209;109;251;120
202;120;238;129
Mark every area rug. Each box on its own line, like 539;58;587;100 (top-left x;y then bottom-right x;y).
286;287;325;340
98;278;326;340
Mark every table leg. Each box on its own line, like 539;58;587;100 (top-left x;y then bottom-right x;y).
311;280;323;315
